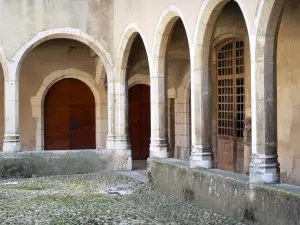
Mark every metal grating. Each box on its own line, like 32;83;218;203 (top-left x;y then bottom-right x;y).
217;40;245;139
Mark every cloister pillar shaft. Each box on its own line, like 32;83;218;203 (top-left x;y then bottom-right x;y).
190;66;213;168
150;57;169;158
106;79;115;150
3;62;20;152
114;68;132;170
249;36;280;183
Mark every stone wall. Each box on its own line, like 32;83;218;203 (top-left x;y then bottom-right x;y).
148;158;300;225
277;0;300;185
0;0;113;59
0;150;114;177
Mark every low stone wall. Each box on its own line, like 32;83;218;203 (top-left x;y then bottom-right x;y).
0;150;114;178
147;158;300;225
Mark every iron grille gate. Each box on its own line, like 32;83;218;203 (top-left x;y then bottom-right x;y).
216;40;245;172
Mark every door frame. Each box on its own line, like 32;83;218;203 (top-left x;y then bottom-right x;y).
215;38;246;172
31;69;103;150
128;78;150;160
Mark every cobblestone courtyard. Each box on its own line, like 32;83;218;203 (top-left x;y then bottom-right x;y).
0;172;245;225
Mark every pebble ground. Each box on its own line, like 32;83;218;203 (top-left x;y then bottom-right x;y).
0;172;245;225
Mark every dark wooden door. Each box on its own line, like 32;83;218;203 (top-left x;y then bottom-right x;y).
44;78;95;150
216;40;245;172
129;84;150;160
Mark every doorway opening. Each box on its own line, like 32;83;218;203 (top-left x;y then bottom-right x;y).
128;84;150;162
44;78;96;150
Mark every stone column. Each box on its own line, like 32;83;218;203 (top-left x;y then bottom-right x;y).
114;68;132;170
150;57;169;158
190;68;213;168
106;79;115;151
3;62;20;152
249;36;280;183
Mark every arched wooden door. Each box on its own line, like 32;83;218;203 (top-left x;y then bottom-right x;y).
44;78;96;150
216;40;245;172
129;84;150;160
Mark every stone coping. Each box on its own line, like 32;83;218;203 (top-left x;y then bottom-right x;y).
147;158;300;225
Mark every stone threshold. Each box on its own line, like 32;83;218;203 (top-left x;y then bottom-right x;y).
147;158;300;225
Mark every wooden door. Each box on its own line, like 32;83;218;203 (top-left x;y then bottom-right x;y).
44;78;95;150
216;40;245;172
129;84;150;160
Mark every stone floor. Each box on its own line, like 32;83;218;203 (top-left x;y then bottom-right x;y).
0;172;245;225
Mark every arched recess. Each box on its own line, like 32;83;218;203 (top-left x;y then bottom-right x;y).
4;28;113;153
114;23;150;169
248;0;285;183
115;23;149;137
150;5;191;159
30;68;104;150
190;0;251;170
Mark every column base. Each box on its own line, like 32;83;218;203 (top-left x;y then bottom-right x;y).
114;135;132;171
150;138;169;158
3;135;21;152
249;154;280;183
106;135;115;150
190;145;213;169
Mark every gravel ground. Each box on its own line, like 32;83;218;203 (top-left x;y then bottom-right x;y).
0;172;245;225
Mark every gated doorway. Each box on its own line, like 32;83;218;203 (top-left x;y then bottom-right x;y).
216;40;245;172
44;78;96;150
129;84;150;160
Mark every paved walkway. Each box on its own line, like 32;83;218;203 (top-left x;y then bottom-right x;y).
0;172;245;225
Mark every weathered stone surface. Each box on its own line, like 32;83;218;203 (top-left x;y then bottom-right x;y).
0;172;244;224
0;150;114;178
148;158;300;225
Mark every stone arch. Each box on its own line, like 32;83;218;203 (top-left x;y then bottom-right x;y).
116;23;150;82
11;28;113;81
151;5;191;67
189;0;251;168
191;0;250;70
30;68;103;150
0;46;8;81
128;74;150;89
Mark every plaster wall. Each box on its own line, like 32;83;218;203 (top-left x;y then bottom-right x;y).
0;0;113;59
19;40;107;150
113;0;257;61
277;0;300;185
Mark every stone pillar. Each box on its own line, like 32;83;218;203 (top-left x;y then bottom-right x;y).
190;68;213;168
3;62;20;152
243;117;251;174
249;36;280;183
106;79;115;151
114;68;132;170
150;57;169;158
